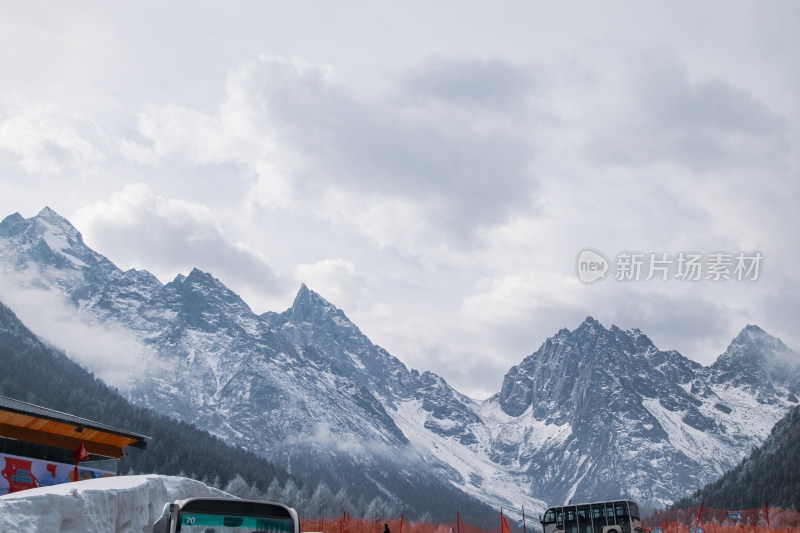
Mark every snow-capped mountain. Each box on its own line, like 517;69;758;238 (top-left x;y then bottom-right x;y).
0;208;495;516
487;318;799;506
1;207;798;513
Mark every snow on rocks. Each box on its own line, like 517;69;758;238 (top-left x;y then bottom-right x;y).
0;474;233;533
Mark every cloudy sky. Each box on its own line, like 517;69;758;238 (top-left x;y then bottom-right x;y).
1;1;798;399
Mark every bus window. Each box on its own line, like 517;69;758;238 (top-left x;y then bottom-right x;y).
564;507;578;533
556;509;564;530
591;504;606;533
577;505;591;533
627;502;640;521
543;510;557;524
605;503;615;525
614;502;630;533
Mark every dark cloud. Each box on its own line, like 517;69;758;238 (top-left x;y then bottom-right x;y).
400;57;538;113
598;287;735;363
227;56;541;243
589;52;791;170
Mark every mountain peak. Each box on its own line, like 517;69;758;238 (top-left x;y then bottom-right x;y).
170;268;234;296
186;267;211;280
0;212;25;237
728;324;781;352
736;324;768;341
291;283;333;311
182;269;243;299
37;206;63;219
712;324;800;388
30;206;83;244
575;315;607;336
34;206;78;231
284;284;354;331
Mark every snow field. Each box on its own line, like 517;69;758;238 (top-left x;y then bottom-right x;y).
0;474;233;533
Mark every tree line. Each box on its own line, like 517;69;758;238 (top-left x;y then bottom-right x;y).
671;402;800;512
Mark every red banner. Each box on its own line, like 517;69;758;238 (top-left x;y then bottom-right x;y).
0;453;114;495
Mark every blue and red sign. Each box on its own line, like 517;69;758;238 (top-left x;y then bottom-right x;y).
0;453;114;496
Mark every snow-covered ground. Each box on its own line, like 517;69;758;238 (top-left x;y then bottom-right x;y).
0;475;233;533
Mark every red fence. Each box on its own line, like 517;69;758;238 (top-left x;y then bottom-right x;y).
300;515;508;533
644;505;800;533
302;506;800;533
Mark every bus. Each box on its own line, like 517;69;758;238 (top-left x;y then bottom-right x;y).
540;500;642;533
152;497;299;533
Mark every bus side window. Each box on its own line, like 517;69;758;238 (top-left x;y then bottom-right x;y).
577;505;591;533
591;504;606;533
615;502;630;533
564;507;578;533
628;502;640;521
557;510;564;530
605;503;615;526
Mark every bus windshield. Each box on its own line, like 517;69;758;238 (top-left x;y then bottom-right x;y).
178;512;294;532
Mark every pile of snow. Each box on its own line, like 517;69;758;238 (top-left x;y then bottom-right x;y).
0;474;233;533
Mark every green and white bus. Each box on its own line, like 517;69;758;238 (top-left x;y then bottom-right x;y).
152;497;299;533
540;500;642;533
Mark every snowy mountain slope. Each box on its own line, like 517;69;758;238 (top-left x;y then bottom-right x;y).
0;208;496;517
1;207;798;513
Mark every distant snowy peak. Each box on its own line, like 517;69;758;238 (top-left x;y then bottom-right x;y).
498;317;702;418
263;284;418;401
710;325;800;390
168;267;252;311
284;283;356;329
0;208;121;300
262;285;349;340
157;268;266;337
1;207;84;255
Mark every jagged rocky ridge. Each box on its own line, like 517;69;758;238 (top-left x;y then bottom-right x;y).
1;207;799;512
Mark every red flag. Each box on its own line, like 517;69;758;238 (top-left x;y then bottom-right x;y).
73;442;89;482
74;442;89;464
501;516;511;533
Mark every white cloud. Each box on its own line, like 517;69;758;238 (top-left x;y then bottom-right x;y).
0;97;104;175
0;269;163;391
584;51;791;171
124;55;543;258
1;2;798;399
72;184;283;307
